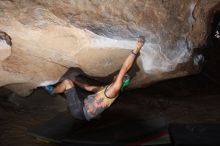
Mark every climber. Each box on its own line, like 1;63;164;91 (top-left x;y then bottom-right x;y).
44;36;145;121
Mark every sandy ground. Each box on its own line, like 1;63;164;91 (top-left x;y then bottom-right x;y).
0;72;220;146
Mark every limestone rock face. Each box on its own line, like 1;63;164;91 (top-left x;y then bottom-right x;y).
0;0;219;96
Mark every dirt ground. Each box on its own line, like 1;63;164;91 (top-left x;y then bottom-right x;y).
0;71;220;146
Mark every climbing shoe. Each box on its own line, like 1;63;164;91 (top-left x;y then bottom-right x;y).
43;85;54;95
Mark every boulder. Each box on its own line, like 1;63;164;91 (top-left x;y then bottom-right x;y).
0;0;219;96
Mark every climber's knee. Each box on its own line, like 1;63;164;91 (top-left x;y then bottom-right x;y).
62;79;74;90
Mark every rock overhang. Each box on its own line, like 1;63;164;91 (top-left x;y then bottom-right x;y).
0;0;219;96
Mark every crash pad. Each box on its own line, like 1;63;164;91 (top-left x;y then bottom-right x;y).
169;123;220;146
29;112;170;145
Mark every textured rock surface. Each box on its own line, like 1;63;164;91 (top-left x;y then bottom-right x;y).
0;0;219;96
